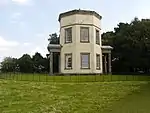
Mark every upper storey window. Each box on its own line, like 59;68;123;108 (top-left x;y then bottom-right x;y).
96;29;100;45
65;27;72;43
80;27;89;43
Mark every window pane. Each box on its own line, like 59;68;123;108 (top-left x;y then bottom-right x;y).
81;53;90;68
65;54;72;69
80;27;89;42
67;57;72;67
96;54;100;69
65;28;72;43
96;30;100;44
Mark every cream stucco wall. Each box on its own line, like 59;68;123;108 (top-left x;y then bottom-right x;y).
60;13;102;74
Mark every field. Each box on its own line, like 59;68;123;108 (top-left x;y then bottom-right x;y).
0;74;150;113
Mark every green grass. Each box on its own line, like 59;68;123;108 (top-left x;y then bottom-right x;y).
0;73;150;82
0;80;150;113
106;83;150;113
1;74;150;112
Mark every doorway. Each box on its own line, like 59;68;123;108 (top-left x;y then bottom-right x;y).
102;53;109;74
52;52;60;74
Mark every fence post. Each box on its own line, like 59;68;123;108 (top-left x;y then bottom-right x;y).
46;74;48;82
32;73;34;81
125;75;127;81
95;75;96;82
69;75;71;82
110;74;112;81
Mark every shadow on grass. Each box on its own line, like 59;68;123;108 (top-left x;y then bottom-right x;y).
104;82;150;113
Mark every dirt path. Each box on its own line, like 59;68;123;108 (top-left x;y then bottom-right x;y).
105;82;150;113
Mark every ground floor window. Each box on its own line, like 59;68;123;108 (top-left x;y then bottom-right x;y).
96;54;100;70
65;53;72;69
80;53;90;69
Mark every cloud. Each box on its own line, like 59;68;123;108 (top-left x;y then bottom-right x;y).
23;42;31;46
0;36;19;47
30;46;47;57
11;0;33;5
10;12;26;27
0;48;9;51
0;40;31;62
36;33;46;38
0;36;19;61
0;35;48;62
0;0;33;6
0;36;20;61
0;32;48;62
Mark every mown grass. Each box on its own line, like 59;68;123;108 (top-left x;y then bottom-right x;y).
105;82;150;113
1;74;150;113
0;80;149;113
0;73;150;82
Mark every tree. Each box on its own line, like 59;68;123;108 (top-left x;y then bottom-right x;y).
48;33;60;44
0;53;49;73
0;57;18;72
102;31;115;46
18;54;33;73
102;18;150;74
32;52;49;73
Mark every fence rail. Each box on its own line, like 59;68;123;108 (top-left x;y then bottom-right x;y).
0;73;150;82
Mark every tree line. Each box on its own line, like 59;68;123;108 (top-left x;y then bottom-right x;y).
0;53;49;73
102;18;150;74
1;18;150;74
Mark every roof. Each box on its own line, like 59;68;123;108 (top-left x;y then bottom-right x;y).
47;44;61;49
58;9;102;22
101;46;113;49
48;44;113;49
47;44;113;53
47;44;62;52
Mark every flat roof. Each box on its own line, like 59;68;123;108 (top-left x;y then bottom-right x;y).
48;44;113;50
58;9;102;22
48;44;61;49
101;46;113;49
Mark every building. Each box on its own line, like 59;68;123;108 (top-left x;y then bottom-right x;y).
47;9;113;75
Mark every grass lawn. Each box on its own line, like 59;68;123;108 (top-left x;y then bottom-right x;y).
0;80;150;113
107;82;150;113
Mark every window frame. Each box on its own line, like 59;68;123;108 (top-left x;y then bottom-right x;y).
64;53;72;70
80;53;90;69
96;29;100;45
96;54;101;70
65;27;72;43
80;27;90;43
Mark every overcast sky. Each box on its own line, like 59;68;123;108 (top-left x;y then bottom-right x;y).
0;0;150;61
